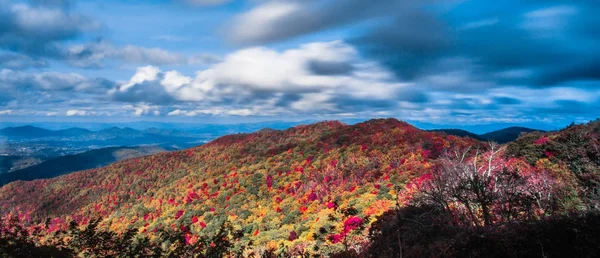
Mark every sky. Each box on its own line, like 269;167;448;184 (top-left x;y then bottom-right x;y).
0;0;598;128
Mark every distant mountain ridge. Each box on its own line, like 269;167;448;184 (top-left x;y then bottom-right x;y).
429;129;485;141
480;126;542;143
430;127;545;143
0;146;168;186
0;125;55;138
0;125;191;140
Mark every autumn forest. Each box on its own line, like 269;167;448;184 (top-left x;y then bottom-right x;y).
1;118;599;257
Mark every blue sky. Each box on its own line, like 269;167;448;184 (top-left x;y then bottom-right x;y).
0;0;598;128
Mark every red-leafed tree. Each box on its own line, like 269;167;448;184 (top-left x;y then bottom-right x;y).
419;142;556;227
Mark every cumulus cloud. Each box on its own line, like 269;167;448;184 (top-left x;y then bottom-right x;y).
110;41;417;116
104;38;600;121
123;104;161;116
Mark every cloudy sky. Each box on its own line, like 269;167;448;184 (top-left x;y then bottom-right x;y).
0;0;598;126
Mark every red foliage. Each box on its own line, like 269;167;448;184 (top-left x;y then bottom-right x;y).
175;210;184;219
343;216;363;231
289;231;298;241
266;175;273;189
308;192;317;201
534;136;549;145
329;233;344;244
330;159;338;167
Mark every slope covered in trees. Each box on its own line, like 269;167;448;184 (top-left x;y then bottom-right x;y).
0;118;598;257
0;119;480;256
506;119;600;210
0;156;43;174
0;146;168;186
350;119;600;257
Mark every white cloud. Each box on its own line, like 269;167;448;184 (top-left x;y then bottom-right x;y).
123;104;161;116
167;108;254;116
120;66;161;92
227;1;301;44
0;110;12;115
111;40;411;116
66;109;86;116
161;71;192;92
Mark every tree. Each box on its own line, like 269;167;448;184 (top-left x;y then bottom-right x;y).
419;142;556;226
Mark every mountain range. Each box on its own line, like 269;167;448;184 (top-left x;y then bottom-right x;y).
1;124;542;144
0;126;204;172
0;118;596;257
0;125;197;141
0;124;545;186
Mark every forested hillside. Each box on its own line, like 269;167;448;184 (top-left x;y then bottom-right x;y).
0;146;168;186
0;119;478;255
0;118;599;257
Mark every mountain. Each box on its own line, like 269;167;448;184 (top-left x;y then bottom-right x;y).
1;118;595;256
430;127;544;144
429;129;485;141
0;146;168;186
0;125;198;142
0;125;203;159
0;118;481;255
0;156;43;174
360;119;600;258
480;126;544;144
143;127;195;137
55;127;93;136
0;125;55;138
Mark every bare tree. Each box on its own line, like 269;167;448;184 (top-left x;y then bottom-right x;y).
420;142;555;227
